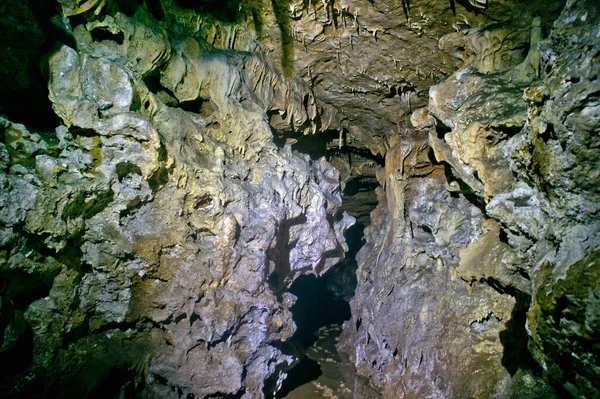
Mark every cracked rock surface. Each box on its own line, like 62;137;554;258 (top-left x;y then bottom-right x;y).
0;5;353;398
339;0;600;397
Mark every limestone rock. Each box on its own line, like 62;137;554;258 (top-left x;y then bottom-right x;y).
0;6;353;397
528;250;600;398
341;0;599;397
338;135;533;398
0;0;598;397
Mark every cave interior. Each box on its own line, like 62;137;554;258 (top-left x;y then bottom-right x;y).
0;0;599;398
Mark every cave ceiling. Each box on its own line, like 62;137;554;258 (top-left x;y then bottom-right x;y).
144;0;564;154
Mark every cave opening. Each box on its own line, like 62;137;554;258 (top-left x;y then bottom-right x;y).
287;272;351;349
272;163;378;398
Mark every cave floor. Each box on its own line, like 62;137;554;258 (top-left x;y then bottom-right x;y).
282;324;353;399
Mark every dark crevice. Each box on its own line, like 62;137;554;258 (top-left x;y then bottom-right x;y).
435;120;452;140
189;312;201;326
343;176;379;196
330;222;366;298
443;163;486;213
69;126;98;137
116;161;143;182
87;365;145;399
264;150;375;395
269;127;377;394
335;147;385;166
482;278;543;377
194;195;214;210
274;357;322;398
286;273;352;349
179;98;209;114
455;0;487;14
401;0;411;21
146;0;165;20
499;290;542;376
62;313;93;348
386;82;417;98
144;71;170;95
273;128;384;167
90;28;125;45
499;227;510;244
173;0;242;23
203;389;245;399
62;188;115;221
0;317;34;365
472;169;483;185
493;123;524;139
514;267;531;280
386;85;397;98
0;0;62;130
271;193;373;396
0;260;59;383
114;0;144;16
420;224;433;234
538;121;556;143
449;0;456;14
0;270;56;313
427;147;439;164
19;230;87;274
57;237;87;271
148;161;170;192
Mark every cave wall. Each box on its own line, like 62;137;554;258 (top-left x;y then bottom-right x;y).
0;2;355;397
339;0;600;397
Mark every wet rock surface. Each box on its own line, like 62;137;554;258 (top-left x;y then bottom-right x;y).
0;4;354;397
339;0;600;397
0;0;598;397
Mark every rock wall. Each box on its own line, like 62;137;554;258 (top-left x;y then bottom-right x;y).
339;0;600;397
0;4;354;397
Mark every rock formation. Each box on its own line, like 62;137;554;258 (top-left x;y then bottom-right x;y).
0;0;598;397
1;3;354;397
339;0;600;397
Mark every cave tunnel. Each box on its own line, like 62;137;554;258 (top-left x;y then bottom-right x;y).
1;0;599;397
272;168;379;398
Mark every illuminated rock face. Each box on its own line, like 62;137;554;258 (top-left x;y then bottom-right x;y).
0;6;352;398
339;0;600;397
0;0;599;397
